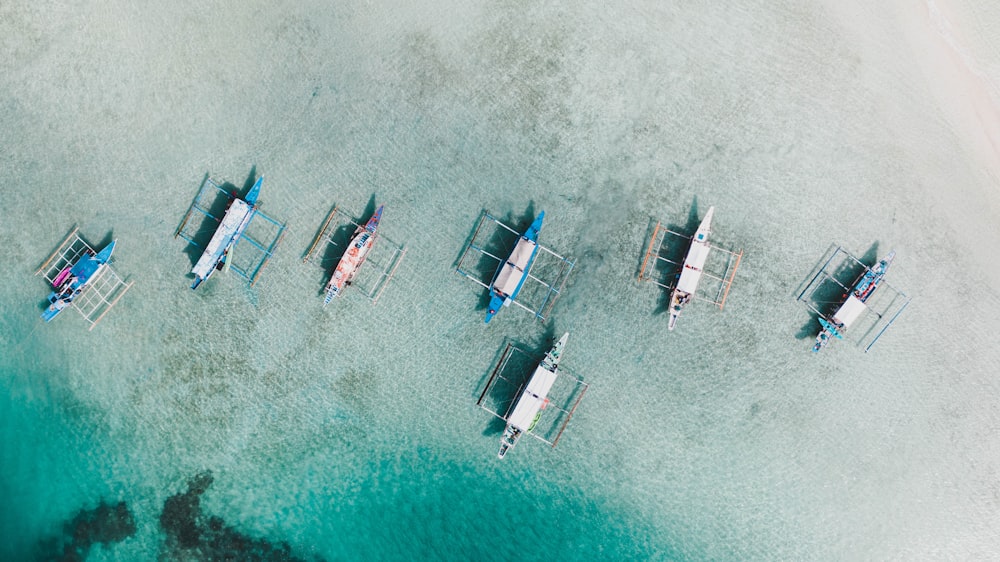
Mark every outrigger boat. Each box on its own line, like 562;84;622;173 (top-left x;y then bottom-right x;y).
324;205;383;304
190;176;262;289
813;250;895;352
498;332;568;459
485;212;544;323
42;240;116;322
668;206;714;330
457;210;575;322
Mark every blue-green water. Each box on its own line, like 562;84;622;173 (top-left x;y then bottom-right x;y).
4;0;1000;560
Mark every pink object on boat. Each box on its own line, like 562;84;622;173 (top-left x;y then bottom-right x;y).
53;266;72;288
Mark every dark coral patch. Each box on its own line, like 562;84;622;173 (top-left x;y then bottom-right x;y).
35;500;137;561
160;471;319;561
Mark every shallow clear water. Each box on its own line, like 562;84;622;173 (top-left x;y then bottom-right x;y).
3;0;1000;560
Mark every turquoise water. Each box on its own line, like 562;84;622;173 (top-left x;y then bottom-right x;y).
4;0;1000;560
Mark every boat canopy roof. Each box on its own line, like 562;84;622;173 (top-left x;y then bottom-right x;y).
192;199;253;278
493;237;537;295
507;364;558;431
676;242;711;293
833;295;867;328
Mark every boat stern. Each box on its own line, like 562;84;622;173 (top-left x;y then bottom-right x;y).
498;426;520;459
485;293;507;323
41;298;70;322
323;284;340;305
812;317;844;352
667;290;688;330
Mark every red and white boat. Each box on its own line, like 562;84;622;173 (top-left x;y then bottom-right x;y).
324;205;383;304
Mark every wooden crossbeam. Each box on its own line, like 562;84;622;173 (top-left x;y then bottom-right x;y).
303;205;338;262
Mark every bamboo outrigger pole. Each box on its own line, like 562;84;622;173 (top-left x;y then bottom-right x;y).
478;343;514;406
718;249;744;310
36;227;81;275
88;280;134;331
637;222;664;282
303;205;338;262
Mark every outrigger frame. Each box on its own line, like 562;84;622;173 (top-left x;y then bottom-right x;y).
456;210;575;322
797;245;911;352
302;204;407;305
174;175;286;287
35;227;134;330
638;219;743;309
477;341;589;448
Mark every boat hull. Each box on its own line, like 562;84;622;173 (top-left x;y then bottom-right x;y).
812;251;895;352
41;241;116;322
497;332;568;458
668;207;714;330
485;212;544;323
324;205;383;304
191;197;257;289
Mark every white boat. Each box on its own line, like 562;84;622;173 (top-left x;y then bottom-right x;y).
813;250;896;352
190;177;262;289
668;206;714;330
498;332;568;459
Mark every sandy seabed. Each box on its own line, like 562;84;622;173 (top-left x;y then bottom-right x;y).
2;0;1000;560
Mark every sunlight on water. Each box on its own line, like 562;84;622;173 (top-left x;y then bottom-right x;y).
2;0;1000;559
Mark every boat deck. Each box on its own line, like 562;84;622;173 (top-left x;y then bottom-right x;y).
477;340;588;449
456;210;575;322
303;204;406;305
797;245;911;352
639;218;743;309
174;174;286;287
36;227;134;330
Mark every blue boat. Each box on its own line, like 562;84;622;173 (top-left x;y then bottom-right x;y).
485;211;544;323
190;176;262;289
813;250;895;352
42;240;116;322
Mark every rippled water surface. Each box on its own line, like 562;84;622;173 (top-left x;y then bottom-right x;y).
2;1;1000;559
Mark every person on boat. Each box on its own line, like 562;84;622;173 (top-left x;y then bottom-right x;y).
58;277;78;297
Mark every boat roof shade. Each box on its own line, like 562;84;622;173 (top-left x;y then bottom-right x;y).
507;365;558;431
493;238;537;295
676;242;711;293
191;199;253;279
833;295;867;328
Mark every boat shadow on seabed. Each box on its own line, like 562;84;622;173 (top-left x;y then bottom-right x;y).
475;331;589;456
795;242;911;352
793;242;879;340
454;203;575;322
453;202;538;313
301;194;406;305
639;200;706;315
